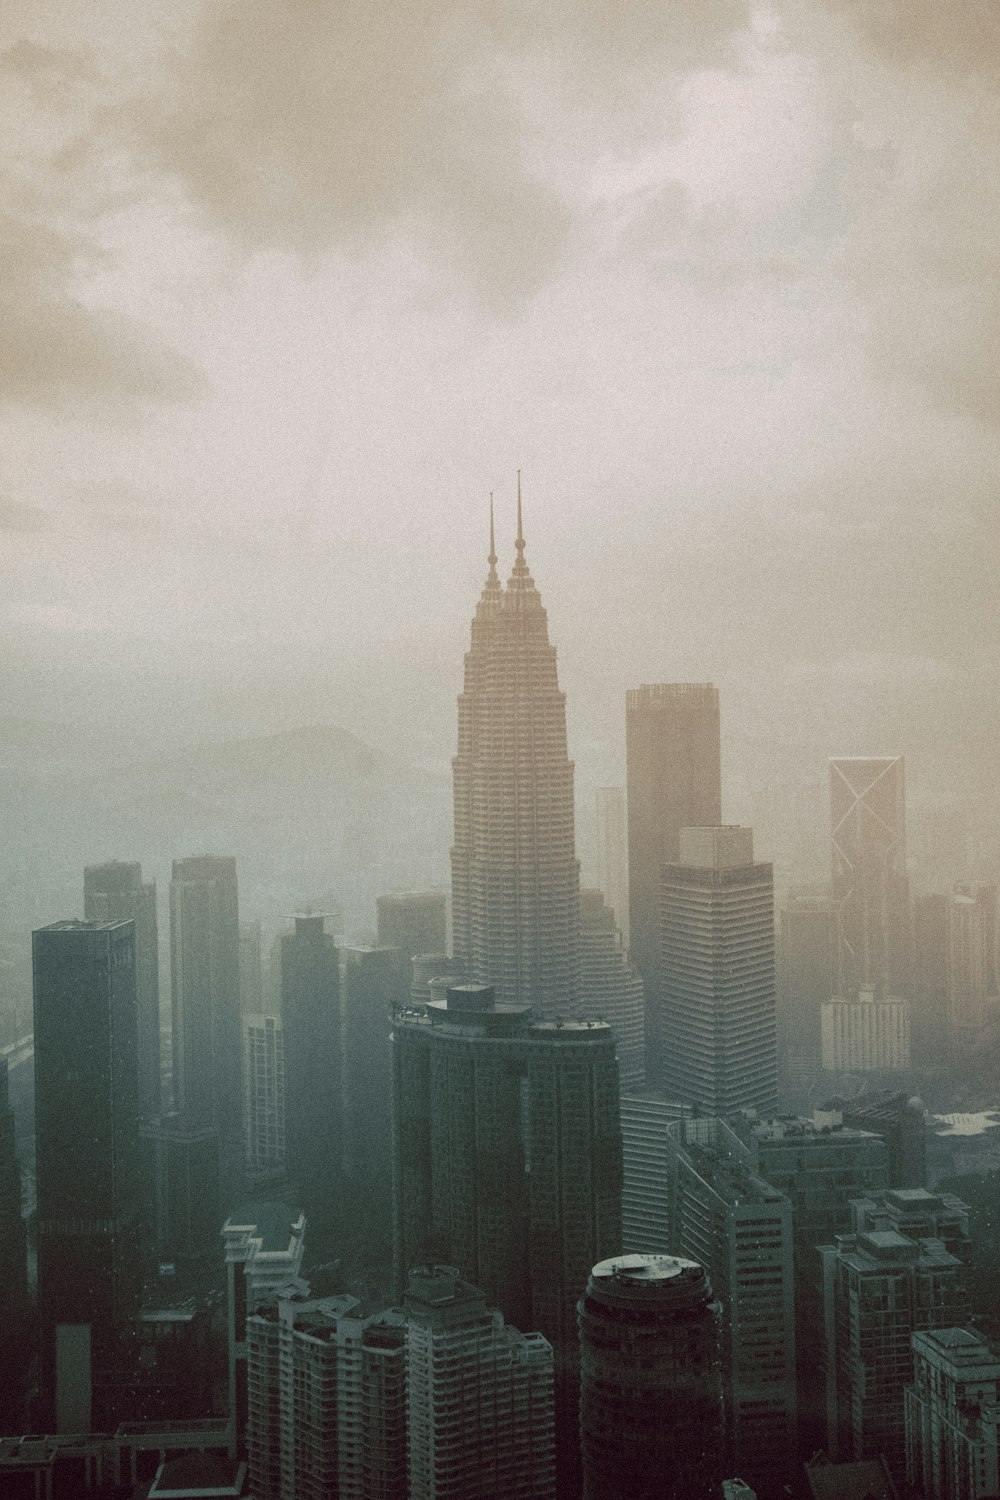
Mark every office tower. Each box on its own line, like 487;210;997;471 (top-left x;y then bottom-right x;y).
247;1286;407;1500
406;1264;556;1500
341;944;399;1191
850;1188;971;1273
778;895;839;1097
949;884;995;1039
0;1056;30;1434
625;682;721;1076
913;891;949;1065
392;984;621;1390
239;919;264;1015
834;1090;927;1188
661;826;777;1113
169;856;242;1148
667;1117;797;1497
450;493;581;1017
32;919;143;1431
620;1093;692;1254
595;787;629;945
376;889;447;961
821;987;911;1072
140;1110;220;1261
578;1254;724;1500
906;1327;1000;1500
410;950;464;1005
84;860;161;1122
820;1230;969;1485
223;1203;306;1454
279;916;341;1214
829;756;910;1001
578;887;645;1091
745;1112;890;1456
243;1015;285;1184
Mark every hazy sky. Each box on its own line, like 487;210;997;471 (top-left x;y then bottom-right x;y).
2;1;999;797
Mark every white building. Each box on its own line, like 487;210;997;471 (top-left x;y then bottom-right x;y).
906;1327;1000;1500
821;986;910;1072
243;1014;285;1182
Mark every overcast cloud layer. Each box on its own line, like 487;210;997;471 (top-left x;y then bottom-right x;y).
1;1;998;840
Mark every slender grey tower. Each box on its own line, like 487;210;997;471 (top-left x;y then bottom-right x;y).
451;484;580;1016
85;861;160;1121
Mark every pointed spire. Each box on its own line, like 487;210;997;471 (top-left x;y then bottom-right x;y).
506;469;539;604
516;469;525;554
488;492;498;572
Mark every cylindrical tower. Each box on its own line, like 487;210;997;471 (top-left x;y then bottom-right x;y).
579;1253;724;1500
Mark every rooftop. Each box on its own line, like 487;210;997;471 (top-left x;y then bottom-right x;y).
224;1202;304;1253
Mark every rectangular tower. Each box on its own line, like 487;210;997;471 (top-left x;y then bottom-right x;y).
626;683;721;1077
169;856;241;1149
244;1014;285;1184
661;826;777;1114
829;756;910;1001
906;1327;1000;1500
280;915;341;1214
84;861;161;1122
33;918;143;1431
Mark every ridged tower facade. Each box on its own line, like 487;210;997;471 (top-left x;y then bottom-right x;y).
451;483;580;1016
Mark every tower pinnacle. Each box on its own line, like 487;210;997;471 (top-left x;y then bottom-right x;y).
516;469;524;553
489;492;497;571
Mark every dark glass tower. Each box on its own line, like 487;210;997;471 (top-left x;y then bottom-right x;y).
169;856;241;1148
33;919;143;1431
625;683;721;1078
451;488;581;1016
0;1055;30;1433
578;1254;724;1500
280;914;341;1214
84;860;161;1122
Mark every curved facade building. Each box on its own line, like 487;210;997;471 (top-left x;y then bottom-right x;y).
579;1253;724;1500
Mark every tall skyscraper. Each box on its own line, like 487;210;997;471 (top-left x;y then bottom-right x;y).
948;884;995;1039
578;1254;724;1500
239;918;264;1015
450;490;580;1016
595;787;629;946
169;856;241;1148
392;983;621;1397
0;1055;29;1434
280;915;341;1214
620;1092;691;1254
341;943;399;1193
578;887;645;1091
33;919;143;1431
906;1327;1000;1500
376;889;448;961
778;895;840;1097
667;1117;797;1496
406;1264;556;1500
244;1014;285;1184
84;860;161;1122
830;756;910;1001
661;826;777;1113
625;682;721;1076
820;1230;969;1485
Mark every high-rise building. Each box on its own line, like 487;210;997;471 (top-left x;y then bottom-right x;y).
0;1055;30;1434
406;1264;556;1500
33;919;143;1431
392;983;621;1395
850;1187;971;1275
341;944;399;1191
625;682;721;1077
84;861;161;1122
833;1090;927;1189
820;1230;969;1485
169;856;242;1149
578;887;645;1092
239;919;264;1015
906;1327;1000;1500
578;1254;724;1500
376;889;448;961
949;885;995;1040
829;757;910;1002
778;895;839;1098
666;1117;797;1497
821;987;911;1073
595;787;629;946
140;1110;220;1262
280;915;341;1214
620;1093;691;1255
243;1015;285;1185
661;826;777;1113
247;1286;407;1500
223;1202;306;1454
450;491;580;1016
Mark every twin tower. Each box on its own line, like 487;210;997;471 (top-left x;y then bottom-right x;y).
451;483;580;1015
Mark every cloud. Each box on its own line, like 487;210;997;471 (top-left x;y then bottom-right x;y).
0;499;51;533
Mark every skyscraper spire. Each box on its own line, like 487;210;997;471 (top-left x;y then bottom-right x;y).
507;470;538;601
488;492;498;572
516;469;524;552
